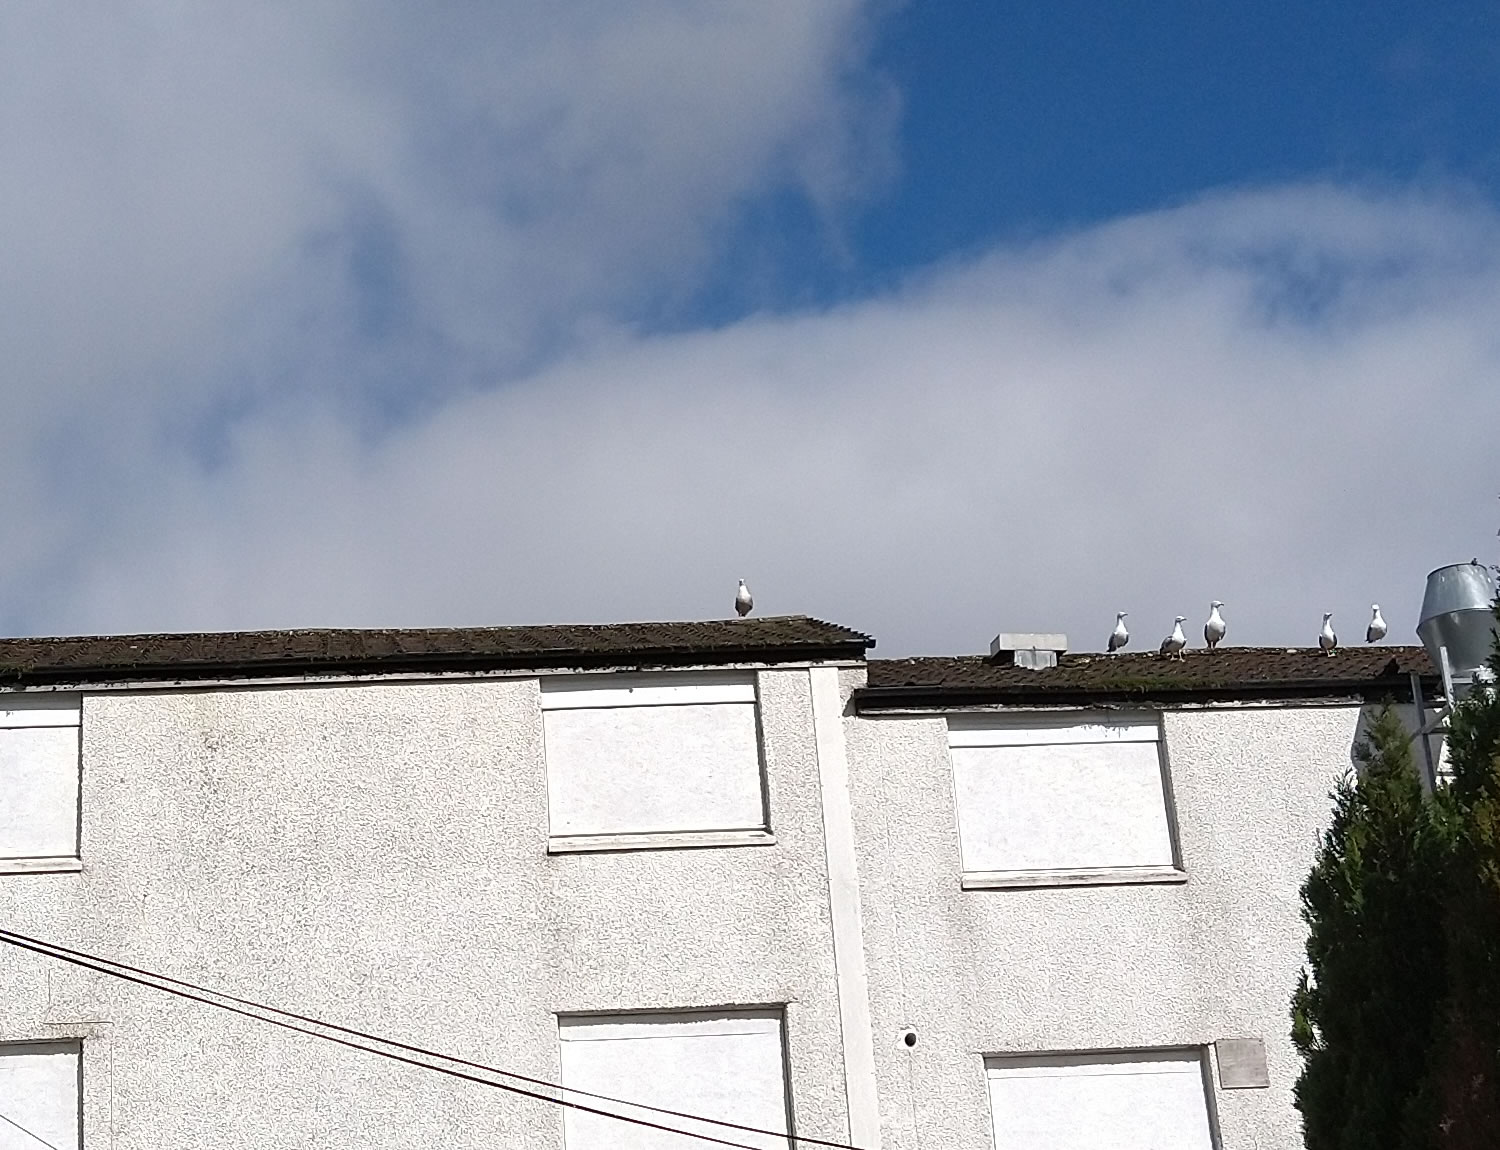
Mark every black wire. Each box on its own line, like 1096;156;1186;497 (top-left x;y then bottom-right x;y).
0;1107;62;1150
0;929;770;1150
0;927;849;1146
0;928;864;1150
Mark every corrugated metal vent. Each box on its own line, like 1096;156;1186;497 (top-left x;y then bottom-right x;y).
1418;562;1497;696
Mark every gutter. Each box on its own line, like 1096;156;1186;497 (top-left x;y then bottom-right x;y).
853;675;1442;712
0;642;875;690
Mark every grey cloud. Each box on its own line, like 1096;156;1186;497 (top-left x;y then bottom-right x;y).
0;0;885;589
25;186;1500;656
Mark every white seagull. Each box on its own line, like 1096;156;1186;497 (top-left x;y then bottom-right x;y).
1160;616;1187;660
1366;604;1387;644
1319;612;1338;655
1204;602;1226;650
734;579;754;617
1108;612;1130;653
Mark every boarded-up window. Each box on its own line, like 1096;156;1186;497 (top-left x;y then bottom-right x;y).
558;1011;790;1150
947;715;1178;885
542;675;766;845
987;1050;1215;1150
0;1041;81;1150
0;696;82;865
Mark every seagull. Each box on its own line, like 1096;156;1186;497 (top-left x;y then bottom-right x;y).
1319;612;1337;655
1160;616;1187;660
1204;602;1226;650
734;579;753;617
1108;612;1130;653
1366;604;1387;644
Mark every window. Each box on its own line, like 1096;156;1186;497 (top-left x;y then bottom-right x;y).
557;1011;790;1150
0;1041;81;1150
541;674;769;851
947;713;1181;888
987;1050;1216;1150
0;695;83;873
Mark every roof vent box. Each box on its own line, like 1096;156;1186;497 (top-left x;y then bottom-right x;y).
988;633;1068;670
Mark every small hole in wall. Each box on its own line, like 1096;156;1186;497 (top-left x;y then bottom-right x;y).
901;1030;917;1048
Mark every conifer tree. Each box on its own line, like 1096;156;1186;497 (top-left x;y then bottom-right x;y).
1423;604;1500;1147
1291;704;1451;1150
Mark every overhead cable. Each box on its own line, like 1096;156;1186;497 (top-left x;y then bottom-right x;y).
0;927;864;1150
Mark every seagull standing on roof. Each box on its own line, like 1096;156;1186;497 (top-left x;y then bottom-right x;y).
1366;605;1387;643
1160;616;1187;660
1320;612;1338;655
1204;602;1226;650
734;580;754;617
1108;612;1130;652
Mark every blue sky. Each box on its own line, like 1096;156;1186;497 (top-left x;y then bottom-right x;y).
699;3;1500;317
0;2;1496;654
875;4;1500;240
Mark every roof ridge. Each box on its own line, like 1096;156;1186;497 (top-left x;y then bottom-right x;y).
870;644;1427;662
859;644;1437;708
0;614;852;646
0;617;873;686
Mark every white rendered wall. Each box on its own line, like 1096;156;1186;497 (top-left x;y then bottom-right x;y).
843;682;1374;1150
0;661;1427;1150
0;669;852;1150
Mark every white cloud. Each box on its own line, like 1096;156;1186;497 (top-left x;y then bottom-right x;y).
0;7;1495;655
21;184;1500;656
0;0;886;596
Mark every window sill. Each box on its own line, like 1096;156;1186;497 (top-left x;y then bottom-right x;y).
0;857;83;876
548;829;776;855
962;865;1187;890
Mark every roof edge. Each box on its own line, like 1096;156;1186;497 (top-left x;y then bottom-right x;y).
853;675;1439;711
0;616;874;688
2;645;871;688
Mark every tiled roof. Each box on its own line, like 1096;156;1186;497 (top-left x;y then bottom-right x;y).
0;616;873;687
858;646;1437;708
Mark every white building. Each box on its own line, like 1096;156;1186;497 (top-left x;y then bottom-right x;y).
0;617;1437;1149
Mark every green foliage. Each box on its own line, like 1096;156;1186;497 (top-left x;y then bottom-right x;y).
1293;602;1500;1149
1422;603;1500;1147
1292;704;1452;1150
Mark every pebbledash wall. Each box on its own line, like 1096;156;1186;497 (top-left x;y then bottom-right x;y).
0;619;1442;1149
845;695;1391;1150
0;651;863;1149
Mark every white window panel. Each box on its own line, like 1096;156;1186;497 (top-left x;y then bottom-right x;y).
541;677;757;710
0;698;82;728
0;696;82;864
543;676;766;845
558;1011;790;1150
0;1042;81;1150
949;717;1160;748
948;714;1179;886
987;1050;1215;1150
